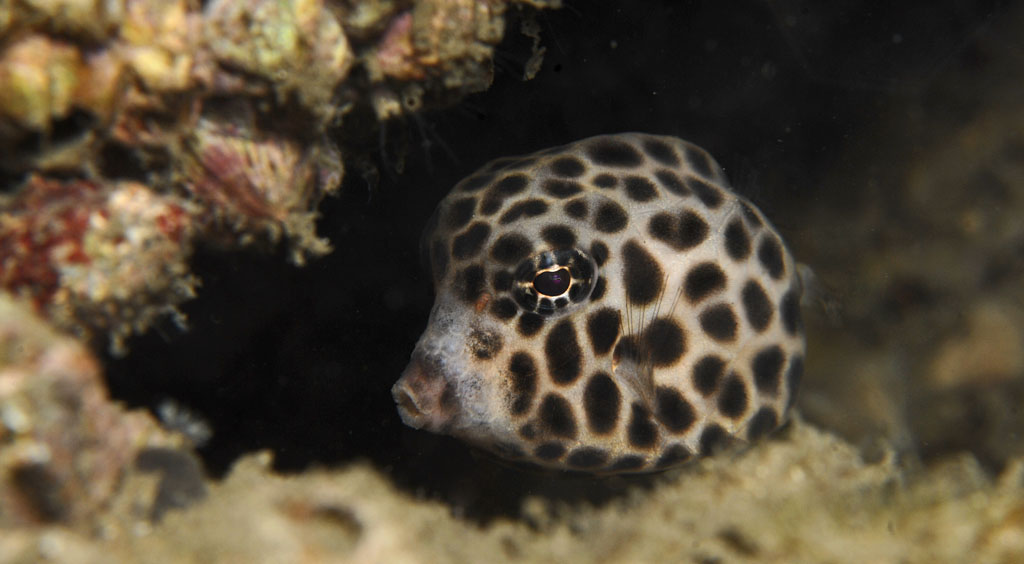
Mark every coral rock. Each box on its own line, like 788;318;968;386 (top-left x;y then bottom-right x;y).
0;294;183;527
0;176;198;352
181;109;343;264
364;0;559;118
203;0;354;120
0;34;85;131
118;0;199;93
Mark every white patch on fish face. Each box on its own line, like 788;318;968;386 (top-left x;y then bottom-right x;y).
394;133;806;473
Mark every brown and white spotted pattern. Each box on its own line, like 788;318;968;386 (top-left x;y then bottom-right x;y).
392;133;805;473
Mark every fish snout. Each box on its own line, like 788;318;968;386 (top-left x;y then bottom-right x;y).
392;354;457;433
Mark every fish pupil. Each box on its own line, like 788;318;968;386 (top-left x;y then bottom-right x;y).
534;269;571;296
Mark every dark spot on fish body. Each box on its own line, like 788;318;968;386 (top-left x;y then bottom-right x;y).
541;225;576;249
752;345;784;395
583;372;621;434
699;304;738;342
621;240;664;305
491;234;533;264
684;263;726;303
491;297;518;320
677;211;710;249
543;179;584;198
499;199;549;224
685;146;716;179
451;222;491;260
538;394;577;438
469;328;503;359
492;271;513;292
517;313;544;336
655;387;695;433
717;373;748;418
642;138;680;166
698;423;729;456
457;265;486;303
445;197;476;229
609;455;647;472
655;444;691;468
545;319;583;385
586;309;621;356
686;176;723;208
644;317;685;366
535;442;566;460
590;241;609;266
693;355;725;395
493;174;530;195
623;176;658;202
627;403;658;448
566;447;609;468
746;407;778;441
594;202;629;233
757;235;785;279
781;287;801;336
549;156;586;177
654;169;689;197
593;173;618;189
724;218;751;260
586;139;644;167
741;280;774;332
589;277;607;301
508;352;538;415
564;198;588;219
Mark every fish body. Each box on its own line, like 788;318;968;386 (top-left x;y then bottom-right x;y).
393;133;805;473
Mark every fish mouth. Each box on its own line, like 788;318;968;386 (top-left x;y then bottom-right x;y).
392;354;457;433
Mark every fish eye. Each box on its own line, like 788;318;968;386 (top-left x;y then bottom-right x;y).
533;268;571;296
512;249;597;315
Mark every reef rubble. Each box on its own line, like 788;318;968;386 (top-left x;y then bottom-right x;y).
3;419;1024;563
